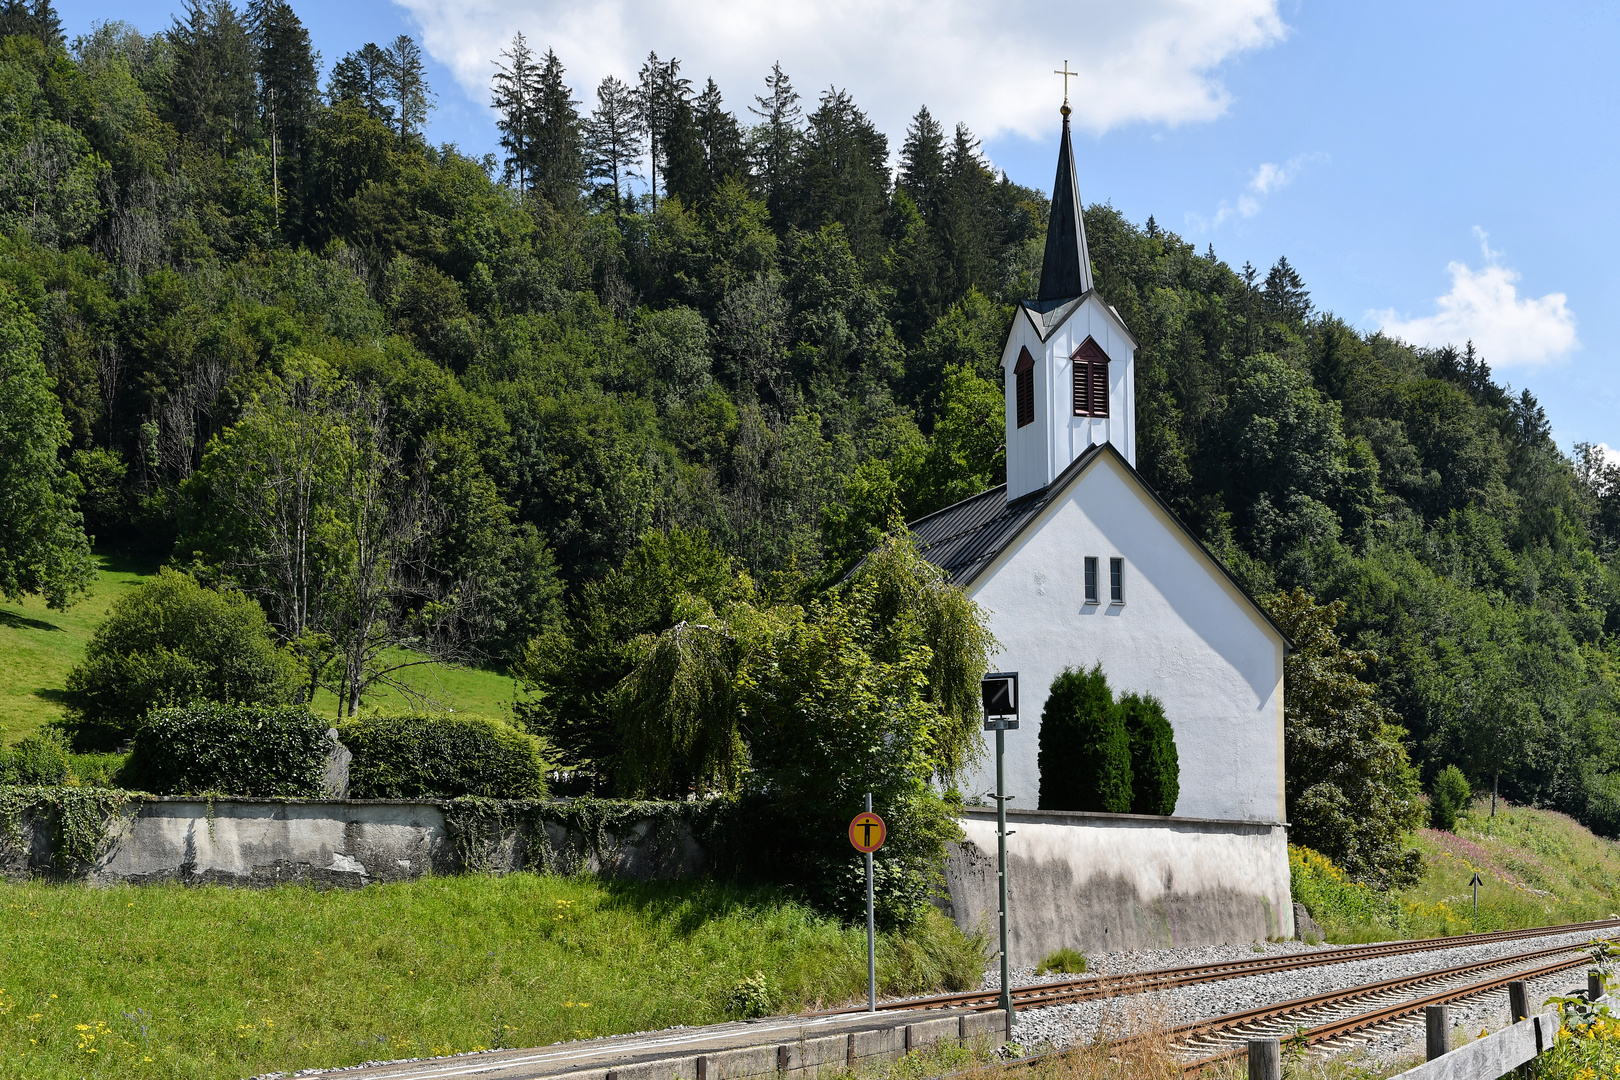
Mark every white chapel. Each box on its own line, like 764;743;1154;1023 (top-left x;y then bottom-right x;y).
911;105;1290;826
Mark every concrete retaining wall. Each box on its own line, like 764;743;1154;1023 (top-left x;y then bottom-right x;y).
2;797;706;886
4;799;1294;963
942;807;1293;966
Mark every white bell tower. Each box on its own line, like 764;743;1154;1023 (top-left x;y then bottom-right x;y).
1001;103;1136;502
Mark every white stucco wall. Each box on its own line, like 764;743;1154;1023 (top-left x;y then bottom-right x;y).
1003;295;1136;500
945;809;1293;961
960;452;1286;823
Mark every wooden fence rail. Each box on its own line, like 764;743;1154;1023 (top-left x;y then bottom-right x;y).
1245;979;1610;1080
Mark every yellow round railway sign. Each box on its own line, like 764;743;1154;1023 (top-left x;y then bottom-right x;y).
848;811;886;853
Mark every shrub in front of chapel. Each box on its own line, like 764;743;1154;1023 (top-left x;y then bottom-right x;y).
1038;664;1132;813
1120;692;1179;815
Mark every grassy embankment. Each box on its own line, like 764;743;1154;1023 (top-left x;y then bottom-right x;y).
0;875;983;1080
0;552;521;748
1297;797;1620;943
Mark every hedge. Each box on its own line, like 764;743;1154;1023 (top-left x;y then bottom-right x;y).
1038;664;1131;812
1037;667;1180;815
118;704;331;797
1120;692;1179;815
340;714;547;799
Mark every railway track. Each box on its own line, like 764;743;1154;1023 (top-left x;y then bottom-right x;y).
825;917;1620;1018
1170;939;1599;1066
970;937;1606;1077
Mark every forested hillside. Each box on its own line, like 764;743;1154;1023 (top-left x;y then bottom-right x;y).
3;2;1619;839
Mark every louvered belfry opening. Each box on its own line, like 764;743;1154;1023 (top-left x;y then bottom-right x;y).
1071;336;1110;417
1015;347;1035;428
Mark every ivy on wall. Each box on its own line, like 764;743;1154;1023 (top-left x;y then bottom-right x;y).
0;786;139;872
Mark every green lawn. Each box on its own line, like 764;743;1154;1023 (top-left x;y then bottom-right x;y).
309;648;521;725
0;553;522;744
0;552;155;745
0;875;983;1080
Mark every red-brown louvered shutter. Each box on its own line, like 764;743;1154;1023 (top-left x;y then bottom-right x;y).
1014;347;1035;428
1072;337;1111;418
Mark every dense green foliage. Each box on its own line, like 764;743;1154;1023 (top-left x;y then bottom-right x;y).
61;568;301;747
1119;692;1179;816
562;533;994;927
0;728;72;785
3;0;1619;873
119;703;330;796
0;282;93;610
340;713;548;799
1430;764;1471;832
1264;588;1426;887
1037;665;1132;814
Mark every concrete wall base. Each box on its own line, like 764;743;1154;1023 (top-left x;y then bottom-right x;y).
1;797;705;886
942;808;1293;967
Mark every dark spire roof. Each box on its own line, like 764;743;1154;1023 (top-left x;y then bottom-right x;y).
1036;105;1094;301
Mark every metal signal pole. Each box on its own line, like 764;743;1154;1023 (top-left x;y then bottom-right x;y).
865;791;876;1013
995;723;1011;1023
980;671;1019;1038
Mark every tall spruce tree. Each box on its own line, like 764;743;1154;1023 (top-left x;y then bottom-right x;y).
584;75;643;217
168;0;259;155
491;32;539;193
1263;255;1311;325
939;122;994;298
0;0;61;47
635;52;691;209
530;48;582;208
387;34;433;139
749;62;800;224
797;88;889;265
897;106;946;223
249;0;318;230
660;89;704;206
328;42;395;128
692;78;747;197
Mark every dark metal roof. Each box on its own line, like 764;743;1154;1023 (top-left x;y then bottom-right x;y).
906;443;1293;648
909;445;1105;586
1036;106;1094;302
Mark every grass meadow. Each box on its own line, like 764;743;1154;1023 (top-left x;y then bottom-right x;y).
0;551;522;745
1298;798;1620;944
0;551;154;744
0;874;984;1080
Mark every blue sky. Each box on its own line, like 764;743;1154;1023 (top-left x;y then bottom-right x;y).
56;0;1620;454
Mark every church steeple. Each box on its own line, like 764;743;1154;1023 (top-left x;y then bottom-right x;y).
1036;103;1094;301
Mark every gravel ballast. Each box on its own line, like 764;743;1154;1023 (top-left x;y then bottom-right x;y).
982;929;1607;1062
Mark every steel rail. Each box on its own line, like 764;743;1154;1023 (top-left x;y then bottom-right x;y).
1174;948;1598;1075
812;917;1620;1018
951;942;1601;1078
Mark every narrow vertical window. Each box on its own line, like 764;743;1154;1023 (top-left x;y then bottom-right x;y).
1110;557;1124;603
1072;337;1112;417
1084;557;1098;602
1014;347;1035;428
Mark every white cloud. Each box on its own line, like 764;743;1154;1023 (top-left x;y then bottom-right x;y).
1194;151;1325;229
1373;229;1579;369
391;0;1286;145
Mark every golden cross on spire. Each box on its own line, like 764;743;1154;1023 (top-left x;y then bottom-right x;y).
1054;61;1077;107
